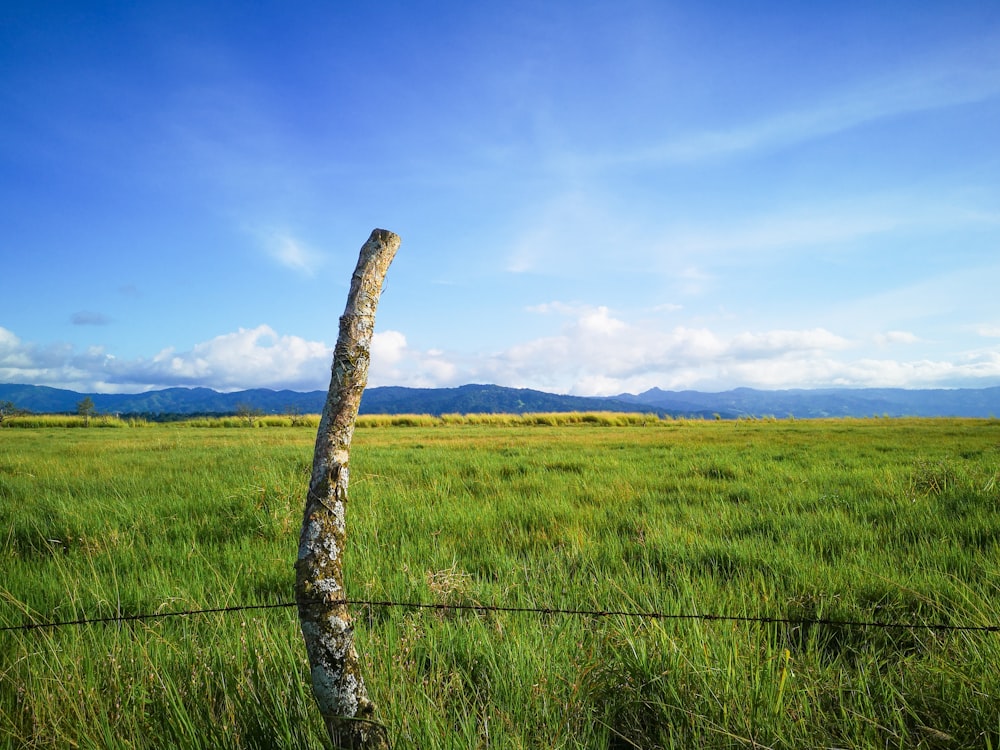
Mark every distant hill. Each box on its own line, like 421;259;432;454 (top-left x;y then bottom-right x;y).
359;384;664;416
0;383;669;419
1;382;998;420
615;386;1000;419
0;384;328;418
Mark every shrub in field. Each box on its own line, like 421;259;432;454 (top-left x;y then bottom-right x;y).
908;457;961;497
465;413;520;426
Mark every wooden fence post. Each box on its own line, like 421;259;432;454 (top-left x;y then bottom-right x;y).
295;228;400;750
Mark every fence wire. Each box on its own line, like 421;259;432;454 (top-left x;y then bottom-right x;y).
3;598;998;634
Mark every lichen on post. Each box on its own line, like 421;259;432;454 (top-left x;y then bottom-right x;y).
295;228;399;750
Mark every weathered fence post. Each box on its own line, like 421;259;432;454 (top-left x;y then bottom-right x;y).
295;228;400;750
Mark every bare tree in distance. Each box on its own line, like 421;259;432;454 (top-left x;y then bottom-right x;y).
295;229;400;750
235;402;262;427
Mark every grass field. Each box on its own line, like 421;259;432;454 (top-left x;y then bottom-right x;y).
2;416;999;748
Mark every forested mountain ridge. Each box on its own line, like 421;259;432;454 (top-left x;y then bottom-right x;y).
1;383;998;419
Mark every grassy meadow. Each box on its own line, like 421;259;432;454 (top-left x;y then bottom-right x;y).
1;415;999;748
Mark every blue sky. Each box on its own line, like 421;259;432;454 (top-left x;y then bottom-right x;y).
2;1;999;396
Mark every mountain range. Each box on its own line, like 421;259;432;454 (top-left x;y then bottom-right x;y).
2;382;999;420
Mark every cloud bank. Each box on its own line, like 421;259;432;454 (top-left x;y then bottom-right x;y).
2;307;999;396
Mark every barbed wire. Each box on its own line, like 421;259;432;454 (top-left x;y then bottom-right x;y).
3;597;998;634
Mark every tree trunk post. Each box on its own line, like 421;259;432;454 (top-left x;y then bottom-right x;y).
295;228;400;750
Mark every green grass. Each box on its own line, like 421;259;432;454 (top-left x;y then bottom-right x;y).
2;418;999;748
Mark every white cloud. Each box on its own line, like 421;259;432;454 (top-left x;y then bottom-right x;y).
0;325;332;393
0;327;118;392
368;330;458;388
371;330;408;366
134;325;331;390
3;311;1000;395
0;326;23;357
450;305;845;394
265;232;323;275
1;324;451;393
454;306;1000;394
731;329;850;356
576;306;627;337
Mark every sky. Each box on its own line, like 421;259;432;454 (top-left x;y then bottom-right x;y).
2;1;999;396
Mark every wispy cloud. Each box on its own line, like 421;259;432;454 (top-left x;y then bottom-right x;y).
264;231;323;275
71;311;111;326
502;184;993;292
661;210;901;260
503;190;644;276
620;53;1000;165
643;198;1000;293
874;331;921;347
504;192;593;274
